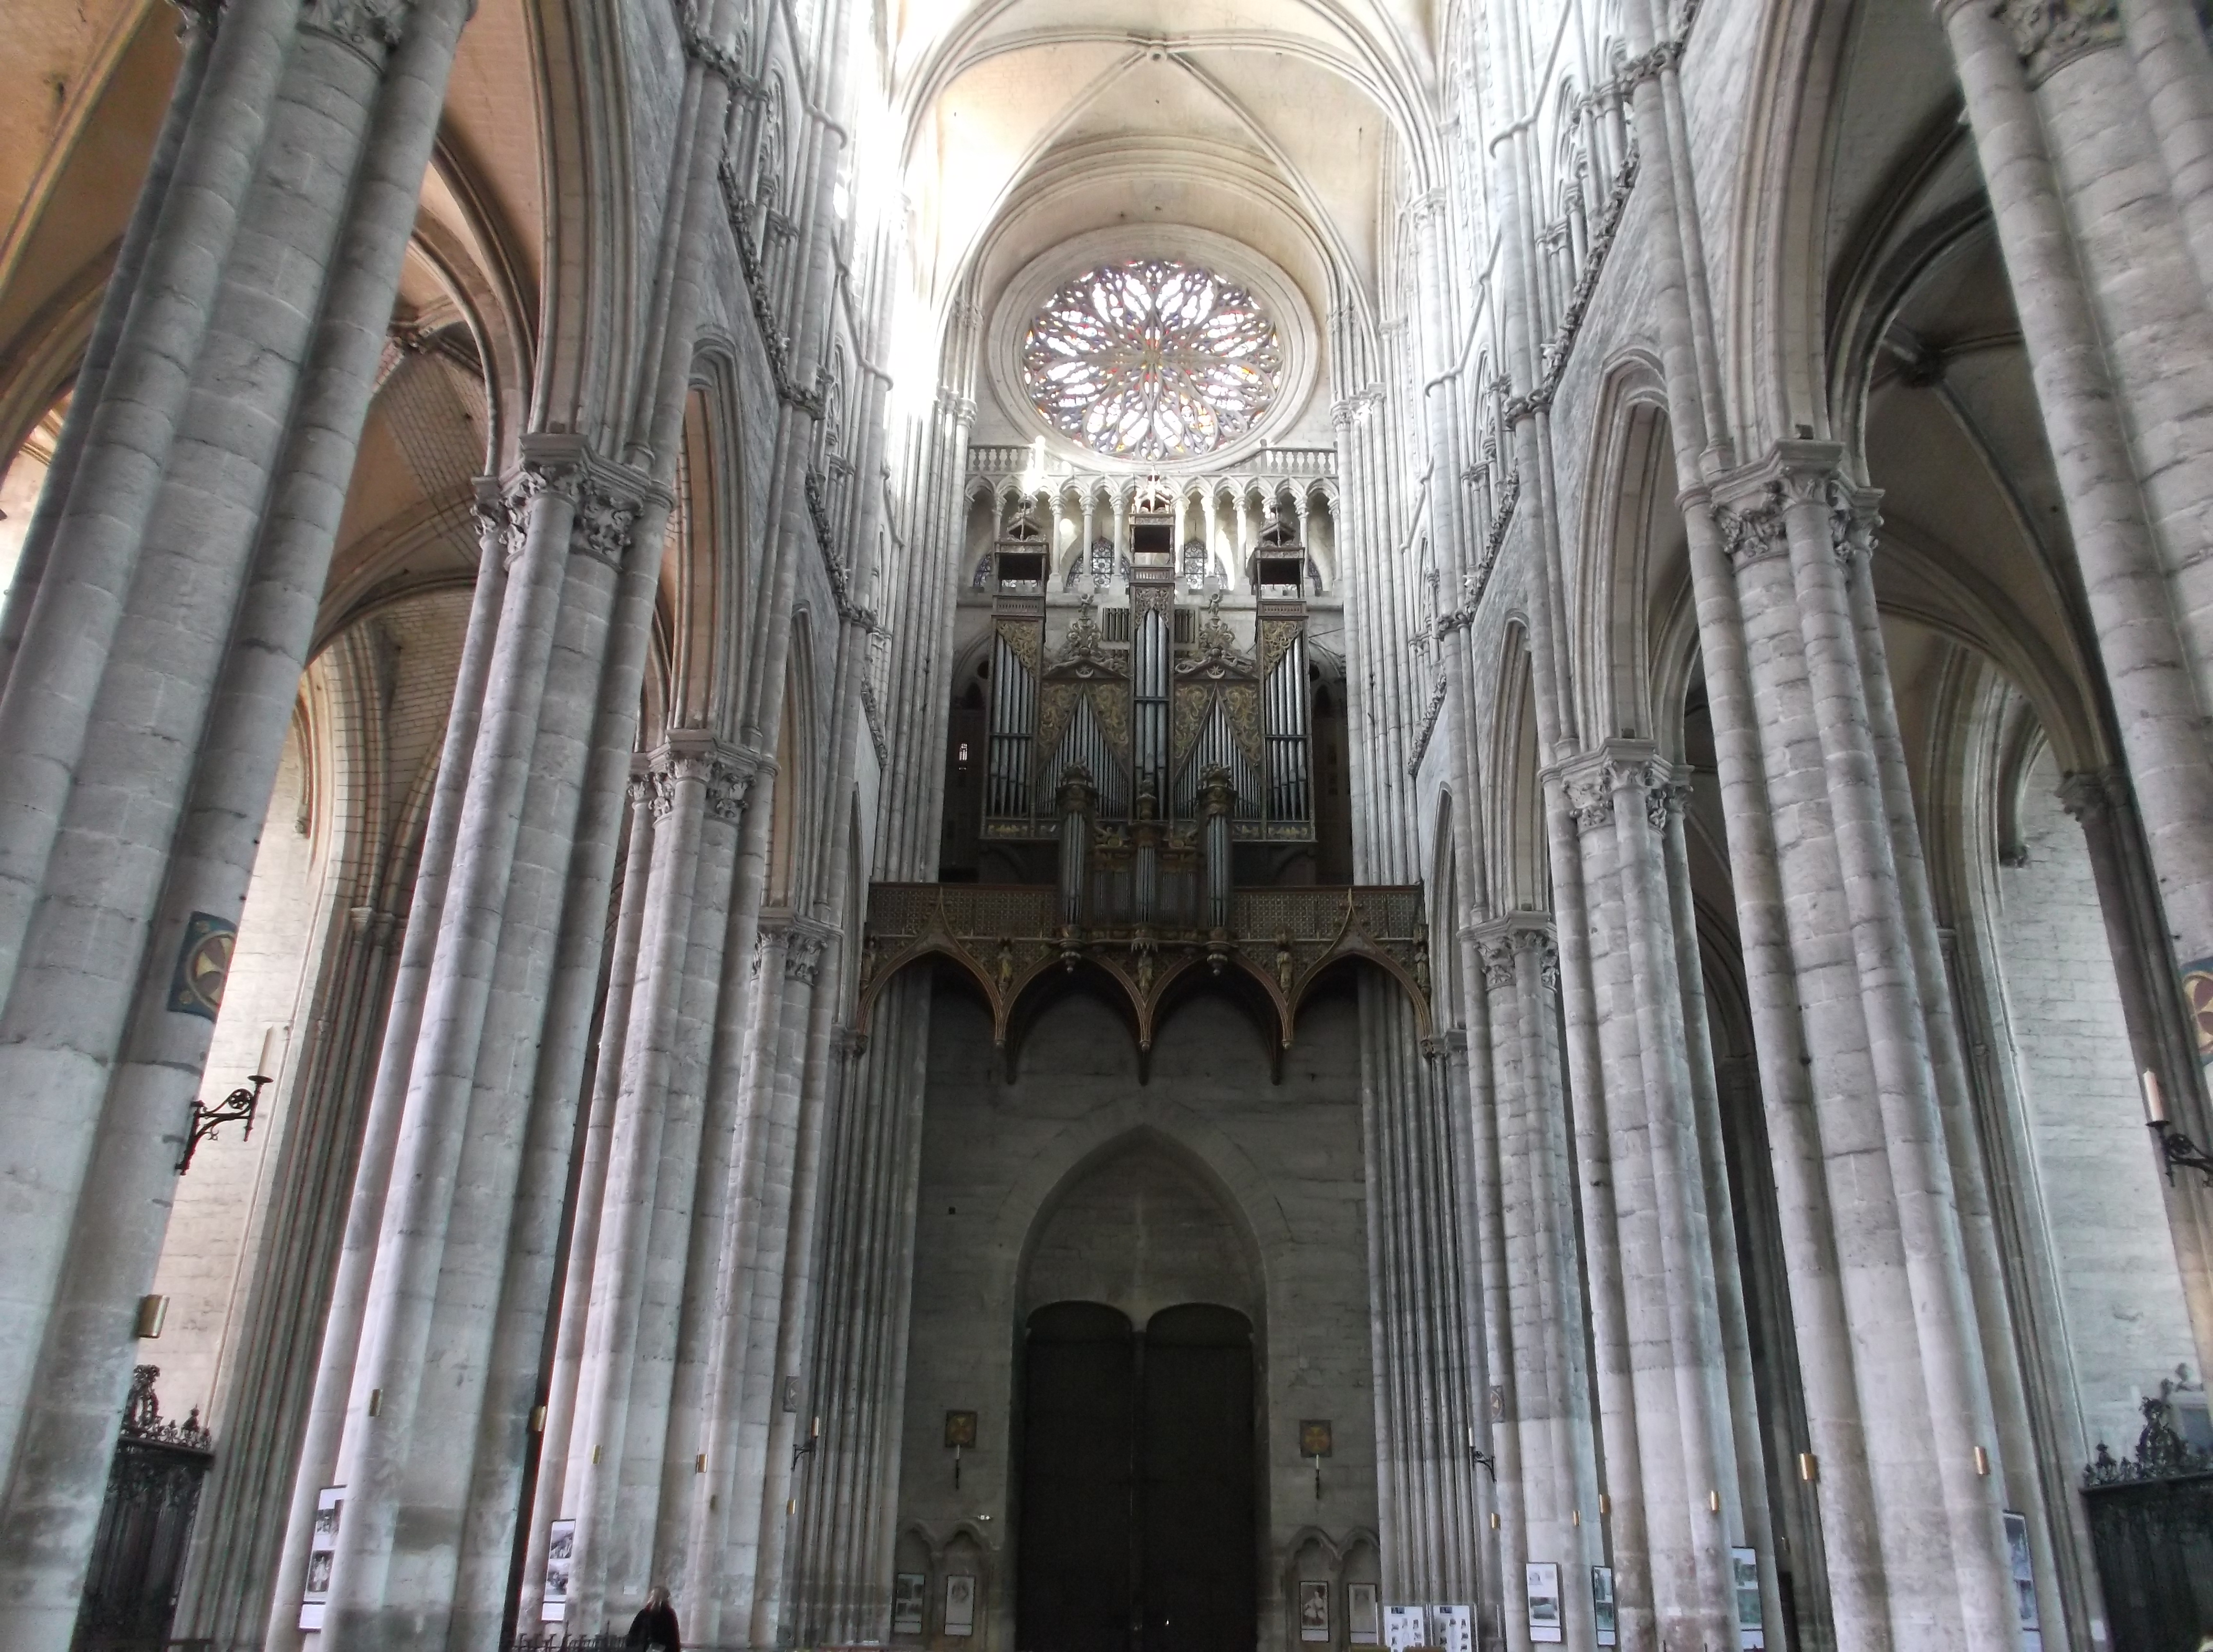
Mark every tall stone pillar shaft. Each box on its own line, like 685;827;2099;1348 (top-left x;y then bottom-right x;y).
1941;0;2213;990
1473;915;1598;1651
516;771;655;1614
1546;771;1654;1651
267;493;512;1652
1710;449;2013;1650
561;740;717;1622
0;5;476;1641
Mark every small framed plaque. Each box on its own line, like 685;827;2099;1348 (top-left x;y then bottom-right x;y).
299;1486;344;1630
944;1573;977;1638
891;1571;926;1636
541;1519;576;1623
944;1410;978;1448
1730;1548;1765;1650
1300;1420;1334;1457
1525;1563;1563;1644
1299;1579;1331;1642
1347;1584;1380;1646
1591;1566;1617;1648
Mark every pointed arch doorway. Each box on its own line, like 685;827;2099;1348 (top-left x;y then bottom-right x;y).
1016;1301;1256;1652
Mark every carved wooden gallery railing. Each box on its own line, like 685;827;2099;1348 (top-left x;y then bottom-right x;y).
856;881;1432;1062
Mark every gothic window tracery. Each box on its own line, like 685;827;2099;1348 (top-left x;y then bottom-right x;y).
1020;259;1282;462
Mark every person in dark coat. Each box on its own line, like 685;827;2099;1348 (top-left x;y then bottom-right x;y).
626;1586;681;1652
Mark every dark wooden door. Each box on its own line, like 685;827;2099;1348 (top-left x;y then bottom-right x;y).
1019;1304;1136;1652
1016;1304;1255;1652
1140;1306;1256;1652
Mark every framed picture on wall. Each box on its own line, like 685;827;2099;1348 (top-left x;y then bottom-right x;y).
1591;1567;1617;1648
541;1519;575;1624
1348;1582;1381;1645
299;1486;344;1630
1524;1563;1563;1645
892;1571;926;1636
2003;1512;2043;1652
1730;1548;1765;1650
945;1573;978;1637
1300;1579;1331;1642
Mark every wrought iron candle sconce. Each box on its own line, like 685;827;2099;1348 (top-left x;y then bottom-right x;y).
177;1028;279;1175
2143;1070;2213;1190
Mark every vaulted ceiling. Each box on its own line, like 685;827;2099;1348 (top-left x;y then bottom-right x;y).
885;0;1444;328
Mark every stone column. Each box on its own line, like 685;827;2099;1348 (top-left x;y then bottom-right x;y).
559;738;715;1625
1473;915;1596;1651
0;0;304;995
1941;0;2213;995
1548;760;1655;1649
0;0;218;694
1603;747;1746;1649
264;488;511;1652
2060;770;2213;1371
785;974;931;1646
1713;450;2014;1650
0;5;476;1640
521;769;658;1613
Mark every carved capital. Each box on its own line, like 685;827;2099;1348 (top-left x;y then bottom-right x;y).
708;751;757;822
301;0;412;58
2003;0;2121;81
2058;767;2121;823
571;477;643;568
1479;940;1517;990
1566;777;1614;833
1512;925;1561;994
1711;481;1789;570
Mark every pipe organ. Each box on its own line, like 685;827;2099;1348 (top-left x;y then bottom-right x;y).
981;482;1320;863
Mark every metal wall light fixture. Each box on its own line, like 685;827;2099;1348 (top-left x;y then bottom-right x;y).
2143;1070;2213;1189
177;1027;279;1174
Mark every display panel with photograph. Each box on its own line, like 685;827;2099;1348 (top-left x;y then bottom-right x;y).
892;1571;927;1636
542;1519;576;1623
1429;1602;1472;1652
2004;1511;2043;1652
1300;1580;1331;1642
1383;1605;1426;1652
1347;1582;1381;1645
1591;1566;1617;1648
299;1487;344;1630
944;1573;978;1637
1731;1548;1765;1650
1525;1564;1563;1644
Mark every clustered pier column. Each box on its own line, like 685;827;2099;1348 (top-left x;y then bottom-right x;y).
0;3;474;1644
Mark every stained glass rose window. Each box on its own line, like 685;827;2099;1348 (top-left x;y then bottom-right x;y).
1021;259;1282;461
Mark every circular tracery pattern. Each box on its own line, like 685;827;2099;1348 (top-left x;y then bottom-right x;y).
1021;259;1282;461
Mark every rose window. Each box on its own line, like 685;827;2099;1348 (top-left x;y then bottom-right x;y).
1020;259;1282;461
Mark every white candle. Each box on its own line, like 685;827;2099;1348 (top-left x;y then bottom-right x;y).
2143;1069;2168;1125
257;1025;279;1081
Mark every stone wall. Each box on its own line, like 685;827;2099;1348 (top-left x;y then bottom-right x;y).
893;980;1380;1652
